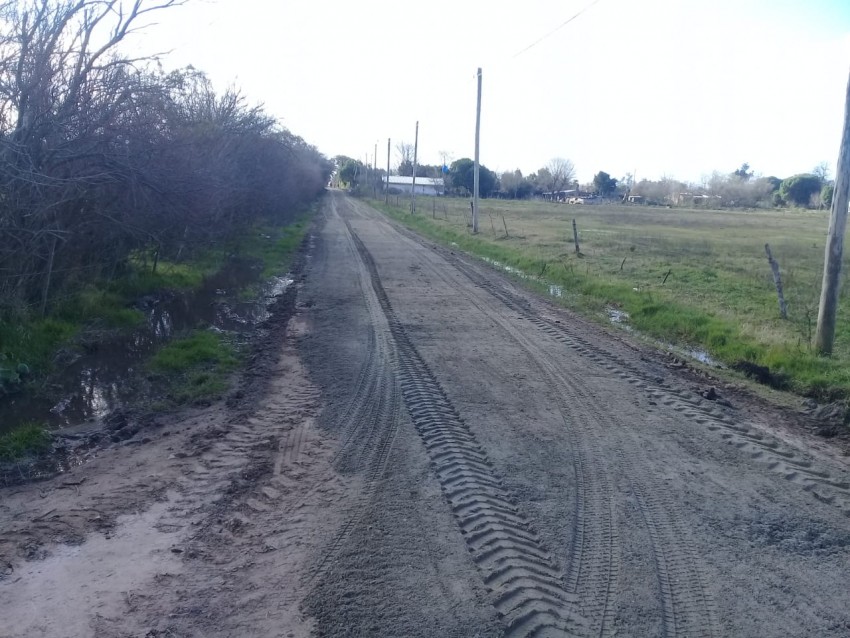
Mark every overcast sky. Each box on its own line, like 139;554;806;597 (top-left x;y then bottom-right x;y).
142;0;850;183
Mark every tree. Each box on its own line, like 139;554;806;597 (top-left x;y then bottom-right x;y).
545;158;576;193
0;2;332;315
531;168;552;195
449;158;497;197
813;161;831;184
779;174;822;207
732;163;753;181
763;176;782;192
396;142;413;175
822;183;835;209
338;159;364;187
500;170;533;198
592;171;618;196
632;177;687;205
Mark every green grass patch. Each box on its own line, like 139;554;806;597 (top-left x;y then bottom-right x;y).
148;330;238;405
0;317;78;379
167;370;230;404
149;330;237;374
55;286;145;328
229;217;311;278
114;257;215;298
368;197;850;400
0;422;51;461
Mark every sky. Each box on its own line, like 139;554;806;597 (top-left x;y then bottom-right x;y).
136;0;850;184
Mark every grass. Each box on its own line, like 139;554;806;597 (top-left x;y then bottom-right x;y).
368;195;850;400
231;217;311;278
0;422;51;461
113;258;213;298
0;318;78;382
148;330;239;405
1;209;312;385
0;207;314;438
55;286;146;328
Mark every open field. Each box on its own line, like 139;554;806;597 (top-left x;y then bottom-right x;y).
371;195;850;400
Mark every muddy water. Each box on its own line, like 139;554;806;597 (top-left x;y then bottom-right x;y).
0;258;293;436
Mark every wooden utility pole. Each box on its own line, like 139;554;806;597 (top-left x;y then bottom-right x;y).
386;137;390;205
815;70;850;355
411;121;419;213
473;67;482;234
373;142;378;199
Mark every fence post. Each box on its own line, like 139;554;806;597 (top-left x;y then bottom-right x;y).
765;243;788;319
572;219;580;253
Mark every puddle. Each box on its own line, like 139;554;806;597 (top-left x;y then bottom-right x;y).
607;308;629;324
605;306;719;367
481;256;529;279
0;498;182;637
684;348;717;366
0;258;293;436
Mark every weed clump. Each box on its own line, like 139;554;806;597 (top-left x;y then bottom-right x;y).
149;331;238;405
0;423;51;461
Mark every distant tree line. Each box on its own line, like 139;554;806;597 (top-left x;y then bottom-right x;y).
630;163;834;209
0;0;332;317
344;140;834;212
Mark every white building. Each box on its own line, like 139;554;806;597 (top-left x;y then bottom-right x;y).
383;175;444;196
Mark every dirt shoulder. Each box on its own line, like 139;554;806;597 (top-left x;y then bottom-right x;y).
0;255;355;636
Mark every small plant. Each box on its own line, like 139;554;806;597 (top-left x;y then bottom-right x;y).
149;330;238;406
0;423;51;461
149;330;237;374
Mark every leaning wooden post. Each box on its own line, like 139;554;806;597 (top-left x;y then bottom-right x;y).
815;69;850;355
40;235;58;318
764;243;788;319
572;219;580;253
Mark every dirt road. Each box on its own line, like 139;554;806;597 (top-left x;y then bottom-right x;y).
2;191;850;637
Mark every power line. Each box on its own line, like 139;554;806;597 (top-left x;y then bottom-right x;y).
512;0;604;59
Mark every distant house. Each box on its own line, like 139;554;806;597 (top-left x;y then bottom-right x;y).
675;193;722;206
383;176;444;196
542;189;579;202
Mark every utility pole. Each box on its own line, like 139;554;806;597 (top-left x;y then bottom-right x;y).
411;120;419;213
816;70;850;355
374;142;378;199
386;137;390;205
473;67;482;234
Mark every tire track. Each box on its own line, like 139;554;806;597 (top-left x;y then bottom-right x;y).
434;245;850;518
628;472;719;638
346;203;625;636
429;246;719;636
460;288;622;637
351;203;721;636
306;199;403;586
329;326;377;466
344;214;589;637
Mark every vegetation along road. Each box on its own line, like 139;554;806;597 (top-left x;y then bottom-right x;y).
2;190;849;637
